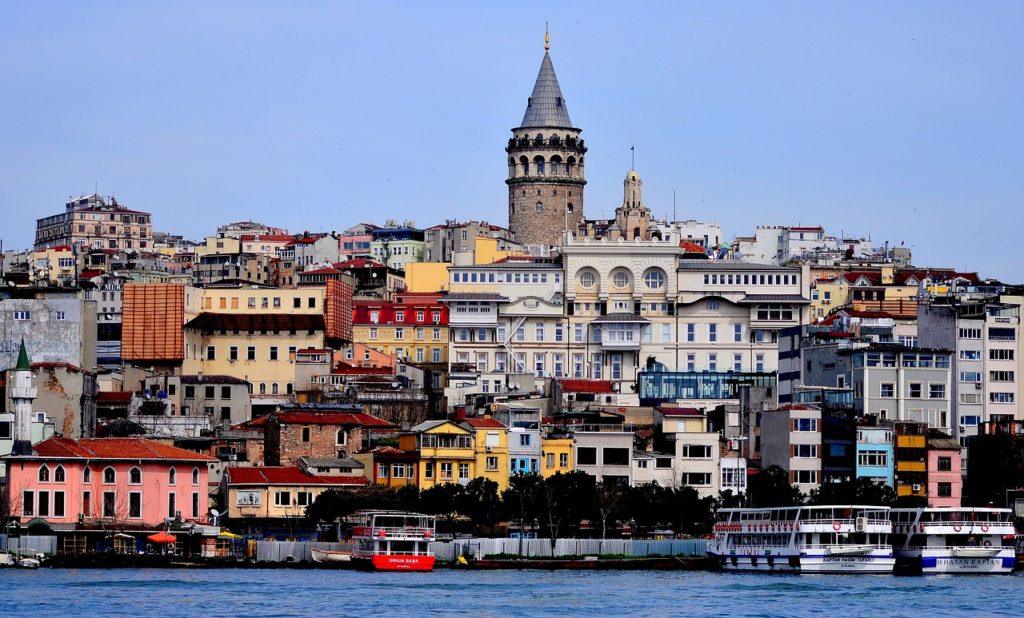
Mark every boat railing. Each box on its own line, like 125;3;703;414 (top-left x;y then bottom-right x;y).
355;526;435;538
893;520;1013;532
901;544;1011;551
800;518;890;527
709;543;796;553
802;543;892;551
353;548;435;557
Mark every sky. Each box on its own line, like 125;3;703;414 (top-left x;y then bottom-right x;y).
1;2;1022;280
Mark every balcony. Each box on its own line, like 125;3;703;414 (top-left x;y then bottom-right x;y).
896;435;926;448
593;314;649;350
896;461;926;473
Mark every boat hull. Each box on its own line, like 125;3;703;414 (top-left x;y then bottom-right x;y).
896;550;1015;574
311;548;352;564
709;551;894;574
353;554;435;572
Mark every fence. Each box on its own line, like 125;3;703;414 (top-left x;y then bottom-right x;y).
253;538;707;563
1;535;58;556
432;538;707;561
255;541;351;563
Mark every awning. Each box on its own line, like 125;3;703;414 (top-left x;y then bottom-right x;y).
148;531;177;543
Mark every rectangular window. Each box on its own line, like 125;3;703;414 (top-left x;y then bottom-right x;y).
274;491;291;506
54;491;65;518
246;346;256;361
755;353;765;372
168;493;177;518
269;346;279;361
937;456;952;472
990;349;1015;361
686;353;696;372
554;323;564;342
440;463;453;480
929;384;946;399
535;323;545;341
206;345;216;360
377;464;389;479
103;491;116;518
38;491;51;517
708;353;717;372
577;447;597;466
129;492;142;518
708;323;717;342
686;323;695;342
458;463;470;480
733;353;742;372
733;324;743;342
794;444;818;458
682;473;712;486
880;383;895;398
22;491;35;516
519;433;531;447
611;353;622;380
857;450;888;467
794;470;818;484
909;383;922;398
486;456;499;471
302;427;311;442
681;444;712;459
937;482;952;497
990;371;1015;382
793;418;818;432
603;448;630;466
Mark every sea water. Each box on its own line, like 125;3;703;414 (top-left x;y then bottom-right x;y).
1;569;1021;617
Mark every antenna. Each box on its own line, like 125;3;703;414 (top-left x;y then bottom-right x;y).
631;144;635;171
673;190;677;222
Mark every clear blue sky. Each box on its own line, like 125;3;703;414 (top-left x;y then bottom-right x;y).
2;2;1021;280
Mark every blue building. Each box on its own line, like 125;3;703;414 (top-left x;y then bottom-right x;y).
855;425;895;488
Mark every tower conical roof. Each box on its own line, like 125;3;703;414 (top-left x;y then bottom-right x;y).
16;339;31;371
520;52;575;129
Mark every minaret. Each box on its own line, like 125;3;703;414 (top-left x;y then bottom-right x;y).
10;340;37;456
506;29;587;246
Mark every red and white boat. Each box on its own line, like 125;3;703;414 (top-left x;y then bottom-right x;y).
351;510;436;571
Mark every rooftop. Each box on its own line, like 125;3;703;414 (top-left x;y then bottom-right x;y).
226;466;369;487
26;436;216;462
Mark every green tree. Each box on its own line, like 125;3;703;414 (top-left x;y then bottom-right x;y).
455;477;503;533
745;465;804;508
808;477;896;506
536;471;593;549
502;473;541;554
591;479;627;539
419;483;463;533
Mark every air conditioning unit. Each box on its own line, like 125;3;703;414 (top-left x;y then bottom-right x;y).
912;484;921;492
485;446;493;453
823;300;831;305
855;516;867;532
975;383;982;390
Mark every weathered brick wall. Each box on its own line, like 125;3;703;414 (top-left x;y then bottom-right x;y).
274;424;369;466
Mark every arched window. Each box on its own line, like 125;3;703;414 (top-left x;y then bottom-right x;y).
613;270;631;289
644;268;666;290
519;155;529;175
336;429;348;446
259;383;267;395
83;467;91;483
103;467;116;484
129;467;142;485
567;203;574;214
54;465;66;483
286;383;294;395
192;468;200;486
535;202;544;213
169;468;177;486
38;465;50;483
534;157;545;175
579;271;596;289
550;160;559;175
272;383;279;395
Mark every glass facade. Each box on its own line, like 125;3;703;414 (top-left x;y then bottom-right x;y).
638;371;775;405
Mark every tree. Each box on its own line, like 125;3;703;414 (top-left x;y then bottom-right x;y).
745;465;804;507
536;471;593;550
419;483;463;533
966;433;1024;506
591;479;627;539
502;473;541;553
306;489;360;532
455;478;503;533
808;478;896;507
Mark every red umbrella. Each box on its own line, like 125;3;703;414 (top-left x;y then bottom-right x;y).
148;531;177;544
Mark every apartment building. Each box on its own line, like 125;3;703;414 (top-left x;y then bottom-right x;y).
761;404;823;494
35;194;152;252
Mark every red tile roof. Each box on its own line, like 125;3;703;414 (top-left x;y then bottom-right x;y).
462;417;507;429
237;411;394;429
679;241;707;254
30;437;216;461
226;467;368;486
300;266;344;276
557;379;615;394
336;258;387;269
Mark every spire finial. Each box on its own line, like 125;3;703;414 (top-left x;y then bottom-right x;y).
545;23;550;51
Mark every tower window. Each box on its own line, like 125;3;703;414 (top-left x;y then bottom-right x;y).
536;202;544;213
567;203;574;214
556;97;562;107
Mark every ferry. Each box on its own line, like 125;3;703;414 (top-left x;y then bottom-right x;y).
350;510;436;571
708;505;895;573
890;507;1016;574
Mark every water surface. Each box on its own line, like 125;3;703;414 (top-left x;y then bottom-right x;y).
2;569;1021;617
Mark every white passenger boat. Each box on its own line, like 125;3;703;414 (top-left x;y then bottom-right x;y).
350;510;436;571
708;505;895;573
890;507;1015;574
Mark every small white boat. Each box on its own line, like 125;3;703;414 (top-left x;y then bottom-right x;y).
953;546;1001;558
311;548;353;563
16;557;41;569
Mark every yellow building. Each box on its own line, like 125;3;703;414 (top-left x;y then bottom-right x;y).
461;417;510;490
223;465;369;523
351;293;448;368
30;245;76;285
404;237;528;294
353;446;420;489
193;235;242;261
400;420;476;489
182;286;329;402
540;435;574;478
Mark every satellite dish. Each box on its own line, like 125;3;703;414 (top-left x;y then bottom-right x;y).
209;508;221;518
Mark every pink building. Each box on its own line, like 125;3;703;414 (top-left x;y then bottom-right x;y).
926;437;962;507
6;436;216;529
